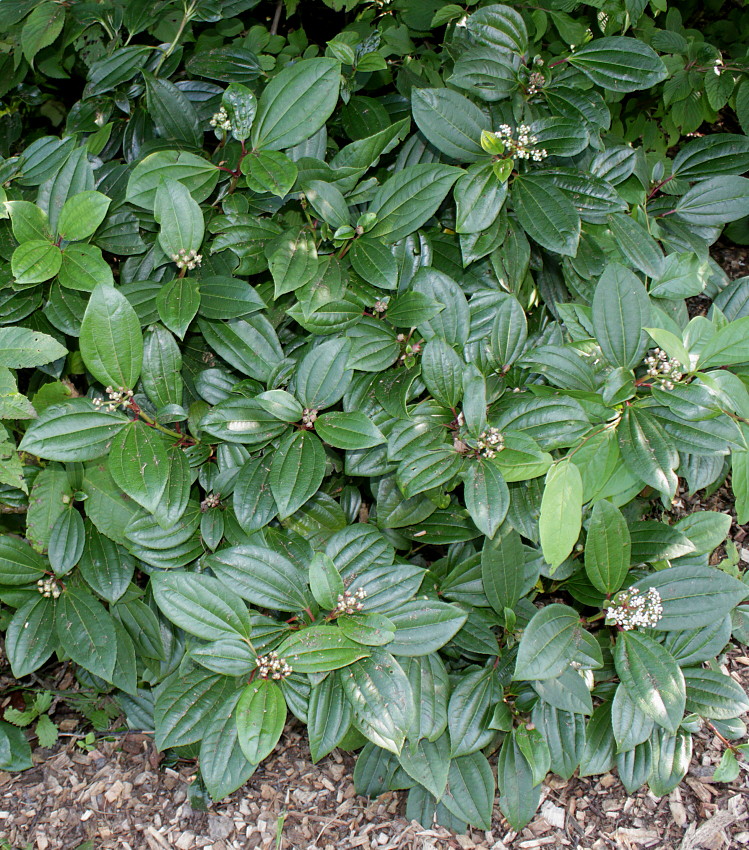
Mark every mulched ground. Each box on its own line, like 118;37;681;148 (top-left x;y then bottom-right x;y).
2;243;749;850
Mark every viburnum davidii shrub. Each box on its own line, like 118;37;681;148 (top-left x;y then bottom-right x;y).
2;0;749;832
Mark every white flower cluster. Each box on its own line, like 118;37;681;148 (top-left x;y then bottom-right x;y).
606;587;663;630
644;348;683;390
37;577;61;599
93;385;133;412
714;58;723;76
301;408;318;427
171;248;202;270
333;587;367;615
495;124;548;161
209;106;232;132
256;651;293;680
476;427;505;459
201;493;221;512
373;300;388;314
527;71;545;95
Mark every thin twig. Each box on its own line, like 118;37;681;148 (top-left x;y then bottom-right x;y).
270;0;283;36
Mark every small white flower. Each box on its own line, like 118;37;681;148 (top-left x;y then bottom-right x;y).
606;587;663;630
209;106;232;132
37;577;62;599
255;651;293;680
476;426;505;459
333;587;367;615
171;248;202;270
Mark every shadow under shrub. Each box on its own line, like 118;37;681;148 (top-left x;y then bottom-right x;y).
1;0;749;833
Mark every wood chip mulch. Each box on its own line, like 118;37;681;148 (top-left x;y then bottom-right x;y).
2;652;749;850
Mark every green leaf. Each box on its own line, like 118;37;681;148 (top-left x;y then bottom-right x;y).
126;151;219;210
5;596;56;677
448;666;501;757
648;727;691;796
79;284;143;389
56;587;117;681
107;422;169;514
713;748;740;783
142;325;182;409
302;179;350;230
278;625;369;673
497;731;541;831
152;570;252;641
308;674;353;763
489;294;528;368
155;669;238;750
463;460;509;540
337;613;395;647
294;337;352;409
309;552;344;609
19;400;128;462
349;238;398;290
683;668;749;720
514;603;581;680
0;327;66;368
512;174;580;257
618;406;678;497
411;88;485;162
252;58;341;151
144;73;201;147
454;161;507;234
200;692;257;800
367;164;461;244
48;508;84;576
674;177;749;226
269;229;319;298
607;213;664;279
592;263;650;369
157;277;200;340
481;528;526;612
539;459;582;570
154;178;204;257
421;339;463;408
314;411;385;450
632;565;748;632
58;243;113;292
222;82;257;142
584;500;631;594
340;650;413;754
385;600;467;656
672;135;749;179
203;544;311;612
615;632;686;733
399;734;450;800
243;150;298;198
21;1;65;66
78;521;133;604
567;37;667;93
697;316;749;368
57;191;110;242
269;430;325;520
11;240;62;285
236;679;286;763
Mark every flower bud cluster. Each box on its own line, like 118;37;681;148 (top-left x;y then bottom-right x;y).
606;587;663;630
494;124;548;161
93;386;134;412
209;106;232;132
644;348;683;390
171;248;202;270
333;587;367;615
476;427;505;459
200;493;221;511
37;577;61;599
301;408;318;428
256;651;293;680
527;71;545;95
373;300;388;314
398;341;421;363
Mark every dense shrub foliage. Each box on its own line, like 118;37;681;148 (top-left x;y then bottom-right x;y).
2;0;749;832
